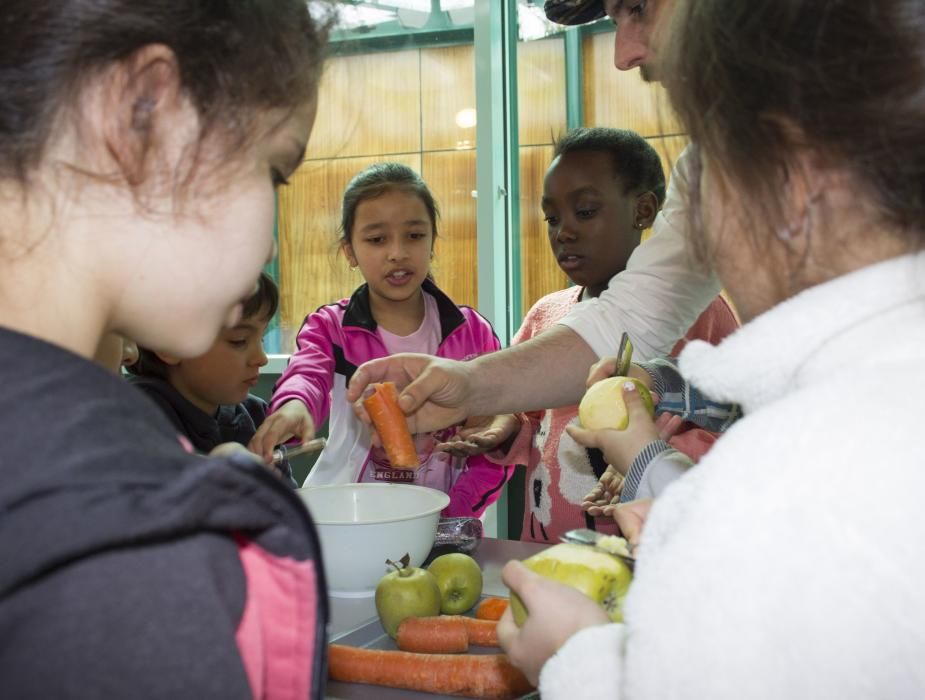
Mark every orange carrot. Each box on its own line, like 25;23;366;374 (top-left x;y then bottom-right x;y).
455;616;499;648
397;616;469;654
475;597;509;622
328;644;534;699
396;615;499;652
363;382;418;469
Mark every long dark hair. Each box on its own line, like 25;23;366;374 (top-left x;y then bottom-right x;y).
662;0;925;251
0;0;333;187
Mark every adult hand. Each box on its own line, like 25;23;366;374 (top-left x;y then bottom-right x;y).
346;353;474;436
436;414;521;457
496;561;611;686
247;399;315;463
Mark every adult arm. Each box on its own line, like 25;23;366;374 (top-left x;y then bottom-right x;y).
347;325;599;436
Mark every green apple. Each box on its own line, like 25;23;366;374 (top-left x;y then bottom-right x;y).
427;553;484;615
509;543;632;626
578;376;655;431
375;554;442;638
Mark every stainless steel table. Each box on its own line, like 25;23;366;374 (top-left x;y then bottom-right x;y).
326;537;547;699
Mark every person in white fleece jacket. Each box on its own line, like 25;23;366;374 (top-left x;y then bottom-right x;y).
494;0;925;698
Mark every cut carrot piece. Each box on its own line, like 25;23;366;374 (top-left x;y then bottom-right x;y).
397;616;468;654
328;644;534;699
363;382;418;469
475;597;509;622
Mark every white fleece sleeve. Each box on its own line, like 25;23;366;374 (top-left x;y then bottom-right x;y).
539;623;626;700
557;146;721;361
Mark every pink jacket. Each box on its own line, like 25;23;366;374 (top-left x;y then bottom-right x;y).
270;279;511;517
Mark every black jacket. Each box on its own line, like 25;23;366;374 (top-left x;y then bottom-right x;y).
0;328;328;698
130;375;296;486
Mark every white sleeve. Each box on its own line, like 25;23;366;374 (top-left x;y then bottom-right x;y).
557;146;721;361
539;623;626;700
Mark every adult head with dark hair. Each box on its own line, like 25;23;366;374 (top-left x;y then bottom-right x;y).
661;0;925;322
544;127;665;297
0;0;332;364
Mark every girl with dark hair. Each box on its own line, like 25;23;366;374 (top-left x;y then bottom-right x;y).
456;127;738;544
497;0;925;697
250;162;512;517
0;1;333;696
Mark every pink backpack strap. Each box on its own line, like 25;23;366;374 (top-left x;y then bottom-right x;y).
234;536;320;699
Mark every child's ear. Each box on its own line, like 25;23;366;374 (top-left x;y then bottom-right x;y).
634;192;660;229
342;242;358;268
154;351;181;367
99;44;184;187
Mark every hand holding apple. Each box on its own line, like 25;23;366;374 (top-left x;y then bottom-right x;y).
569;380;660;482
497;560;613;687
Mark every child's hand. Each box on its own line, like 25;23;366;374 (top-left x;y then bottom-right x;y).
248;400;315;463
208;442;262;464
567;381;660;476
610;498;654;549
580;464;625;516
496;560;611;686
587;357;657;398
436;414;521;457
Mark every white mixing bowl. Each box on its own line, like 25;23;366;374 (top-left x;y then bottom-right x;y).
297;483;450;596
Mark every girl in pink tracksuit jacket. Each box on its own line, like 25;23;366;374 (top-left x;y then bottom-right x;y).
258;163;510;517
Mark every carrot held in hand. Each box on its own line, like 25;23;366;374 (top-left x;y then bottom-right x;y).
363;382;418;469
475;597;509;621
328;644;534;699
397;616;469;653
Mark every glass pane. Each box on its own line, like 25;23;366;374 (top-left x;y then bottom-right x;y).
515;13;691;321
514;1;568;318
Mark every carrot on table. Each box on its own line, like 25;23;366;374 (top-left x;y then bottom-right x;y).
397;616;468;654
475;597;509;622
328;644;534;699
362;382;418;469
455;616;499;648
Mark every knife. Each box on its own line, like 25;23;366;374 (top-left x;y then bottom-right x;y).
614;331;634;378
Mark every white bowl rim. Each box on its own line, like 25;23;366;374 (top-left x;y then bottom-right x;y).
298;483;450;525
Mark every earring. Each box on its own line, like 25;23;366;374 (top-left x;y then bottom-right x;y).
635;222;645;230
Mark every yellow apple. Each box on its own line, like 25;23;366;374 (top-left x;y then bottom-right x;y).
509;543;632;625
578;376;655;431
